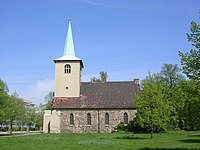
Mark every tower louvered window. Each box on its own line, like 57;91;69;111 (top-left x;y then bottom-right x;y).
65;64;71;74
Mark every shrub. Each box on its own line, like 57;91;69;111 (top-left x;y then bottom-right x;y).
116;122;126;131
127;120;148;133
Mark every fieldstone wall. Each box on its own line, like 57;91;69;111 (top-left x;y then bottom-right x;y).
60;109;136;133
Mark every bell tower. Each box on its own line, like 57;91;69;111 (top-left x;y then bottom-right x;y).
54;19;83;98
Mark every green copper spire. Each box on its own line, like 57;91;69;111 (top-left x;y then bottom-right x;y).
54;19;84;69
63;19;75;57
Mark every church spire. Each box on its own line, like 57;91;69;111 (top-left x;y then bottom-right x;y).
54;19;83;68
63;19;75;57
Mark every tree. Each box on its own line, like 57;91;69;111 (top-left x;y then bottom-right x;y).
154;64;185;128
0;78;9;94
135;73;171;138
34;103;44;131
100;71;108;82
38;103;44;112
5;95;26;134
35;111;44;131
160;64;185;88
44;91;54;110
90;77;102;82
177;15;200;130
0;79;43;132
162;85;181;128
178;80;200;130
179;20;200;82
90;71;108;82
0;93;9;127
22;108;36;131
0;79;9;126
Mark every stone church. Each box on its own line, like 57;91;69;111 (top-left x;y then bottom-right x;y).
43;20;140;133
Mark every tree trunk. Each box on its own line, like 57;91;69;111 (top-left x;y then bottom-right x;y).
188;104;194;130
150;126;153;138
10;120;13;135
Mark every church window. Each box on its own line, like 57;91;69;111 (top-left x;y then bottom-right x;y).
70;113;74;125
87;113;91;125
105;113;109;125
124;113;128;124
64;64;71;74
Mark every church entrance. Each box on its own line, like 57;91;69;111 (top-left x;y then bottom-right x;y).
48;121;50;133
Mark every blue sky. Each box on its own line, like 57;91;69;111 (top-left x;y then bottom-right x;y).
0;0;199;105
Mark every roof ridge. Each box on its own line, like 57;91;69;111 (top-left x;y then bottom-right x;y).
81;81;133;84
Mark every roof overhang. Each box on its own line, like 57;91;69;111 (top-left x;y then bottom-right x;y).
53;56;84;68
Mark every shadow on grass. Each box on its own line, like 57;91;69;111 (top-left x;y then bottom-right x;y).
115;135;146;140
180;139;200;143
190;134;200;137
140;148;200;150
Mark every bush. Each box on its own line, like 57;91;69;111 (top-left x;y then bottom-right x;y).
1;127;9;132
116;119;167;133
127;120;148;133
127;118;167;133
116;122;126;131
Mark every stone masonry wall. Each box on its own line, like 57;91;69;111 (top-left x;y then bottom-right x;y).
60;109;136;133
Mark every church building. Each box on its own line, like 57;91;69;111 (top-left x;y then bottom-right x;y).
43;20;140;133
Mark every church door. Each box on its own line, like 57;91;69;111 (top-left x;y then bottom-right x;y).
48;121;50;133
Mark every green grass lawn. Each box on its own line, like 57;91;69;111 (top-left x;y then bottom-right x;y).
0;131;200;150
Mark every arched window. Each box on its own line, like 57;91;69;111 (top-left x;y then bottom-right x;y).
124;113;128;124
105;113;109;125
70;113;74;125
87;113;91;125
64;64;71;74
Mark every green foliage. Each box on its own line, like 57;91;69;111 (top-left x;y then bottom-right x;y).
90;71;108;82
100;71;108;82
35;111;44;130
176;17;200;130
0;78;9;94
162;86;181;128
22;108;36;128
135;63;200;132
0;93;9;124
0;80;26;130
90;77;102;82
179;49;200;81
127;118;149;133
116;122;126;131
177;80;200;130
179;20;200;82
187;21;200;49
0;79;9;123
160;64;185;87
44;91;54;110
0;78;43;131
135;73;171;138
5;95;26;133
6;95;26;121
